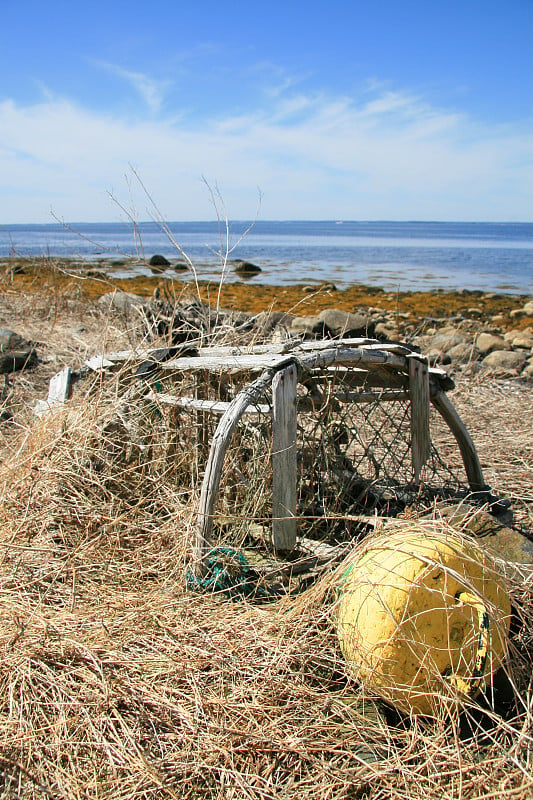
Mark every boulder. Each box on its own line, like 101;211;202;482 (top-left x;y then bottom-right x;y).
291;315;331;339
447;342;476;364
98;292;149;312
0;328;36;374
0;329;27;350
508;332;533;350
429;332;466;353
149;254;171;268
482;349;527;372
233;260;262;276
425;349;452;366
476;333;506;354
317;309;375;338
523;300;533;316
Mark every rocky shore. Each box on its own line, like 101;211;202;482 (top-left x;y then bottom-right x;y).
1;258;532;391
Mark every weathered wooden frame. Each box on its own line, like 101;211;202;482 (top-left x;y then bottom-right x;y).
187;340;485;573
37;337;486;575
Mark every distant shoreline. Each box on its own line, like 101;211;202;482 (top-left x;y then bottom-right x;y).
1;220;532;294
1;254;531;297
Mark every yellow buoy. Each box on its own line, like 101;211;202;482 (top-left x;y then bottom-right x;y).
336;523;511;716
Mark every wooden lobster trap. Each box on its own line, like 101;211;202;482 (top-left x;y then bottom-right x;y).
132;338;485;571
41;337;487;576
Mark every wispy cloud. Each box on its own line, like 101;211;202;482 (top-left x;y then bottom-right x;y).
0;85;531;222
92;60;171;113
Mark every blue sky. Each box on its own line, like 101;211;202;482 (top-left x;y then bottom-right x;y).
1;0;532;222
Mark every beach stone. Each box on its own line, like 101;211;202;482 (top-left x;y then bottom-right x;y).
85;269;107;279
476;332;506;354
429;332;465;352
233;260;262;276
375;322;398;340
0;329;28;350
490;314;506;326
508;332;533;350
482;350;527;371
291;315;331;339
98;292;149;312
522;301;533;315
317;309;374;338
0;328;36;374
149;254;170;268
425;349;452;366
426;505;533;566
447;342;476;364
252;311;294;339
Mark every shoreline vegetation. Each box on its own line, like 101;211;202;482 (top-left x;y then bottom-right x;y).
2;255;533;326
0;255;533;798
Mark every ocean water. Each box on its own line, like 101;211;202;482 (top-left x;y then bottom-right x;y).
1;220;531;293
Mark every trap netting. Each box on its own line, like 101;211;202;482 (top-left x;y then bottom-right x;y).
142;346;472;548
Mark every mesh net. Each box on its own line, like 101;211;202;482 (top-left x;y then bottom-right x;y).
145;357;469;547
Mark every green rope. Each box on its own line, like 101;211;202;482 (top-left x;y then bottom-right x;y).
186;547;279;601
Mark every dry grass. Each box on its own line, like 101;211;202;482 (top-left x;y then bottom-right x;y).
0;282;532;799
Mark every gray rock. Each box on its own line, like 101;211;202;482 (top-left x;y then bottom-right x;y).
98;292;149;312
0;328;28;350
425;349;451;366
0;328;36;374
252;311;294;338
508;332;533;350
523;301;533;315
317;309;374;337
522;361;533;378
429;332;466;352
447;342;476;363
375;322;397;340
291;315;331;338
482;349;528;371
476;332;506;354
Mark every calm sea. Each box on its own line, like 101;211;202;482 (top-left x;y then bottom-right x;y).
1;220;531;293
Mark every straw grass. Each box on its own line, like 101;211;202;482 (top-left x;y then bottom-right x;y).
0;283;532;799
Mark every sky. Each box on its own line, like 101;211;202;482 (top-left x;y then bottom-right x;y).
0;0;532;223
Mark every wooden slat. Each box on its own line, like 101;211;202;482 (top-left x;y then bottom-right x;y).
34;366;72;415
408;356;431;482
194;369;276;572
272;364;298;552
163;354;289;372
146;391;271;415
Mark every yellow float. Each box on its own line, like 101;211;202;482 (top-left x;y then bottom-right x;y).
336;523;511;716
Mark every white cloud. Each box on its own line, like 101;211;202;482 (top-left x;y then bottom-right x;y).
0;86;531;222
92;61;171;113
